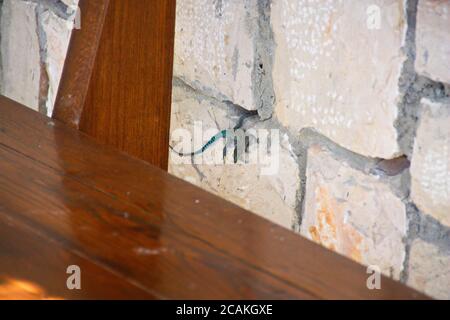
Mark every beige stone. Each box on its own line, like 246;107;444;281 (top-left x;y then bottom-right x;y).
411;98;450;227
0;0;41;111
415;0;450;84
173;0;256;110
61;0;79;7
168;84;300;229
407;239;450;300
301;145;407;279
271;0;408;158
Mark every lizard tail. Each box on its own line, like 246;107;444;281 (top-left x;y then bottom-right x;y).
169;144;196;157
169;130;228;157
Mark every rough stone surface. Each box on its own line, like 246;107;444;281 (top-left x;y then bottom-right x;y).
173;0;257;110
41;10;74;116
168;83;300;229
0;0;41;111
0;0;76;115
271;0;408;159
407;239;450;300
415;0;450;84
301;145;407;279
61;0;79;7
411;98;450;227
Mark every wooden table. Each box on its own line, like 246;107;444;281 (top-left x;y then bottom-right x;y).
0;96;427;299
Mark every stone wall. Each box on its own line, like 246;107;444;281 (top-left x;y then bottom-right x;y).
169;0;450;299
0;0;78;116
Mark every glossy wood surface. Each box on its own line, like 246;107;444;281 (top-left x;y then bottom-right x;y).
0;97;428;299
0;211;155;299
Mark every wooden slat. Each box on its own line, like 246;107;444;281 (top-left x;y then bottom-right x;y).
0;96;427;299
53;0;110;128
54;0;176;169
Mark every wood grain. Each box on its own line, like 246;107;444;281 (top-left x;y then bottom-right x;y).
0;211;155;300
53;0;175;169
52;0;110;128
0;96;428;299
79;0;176;169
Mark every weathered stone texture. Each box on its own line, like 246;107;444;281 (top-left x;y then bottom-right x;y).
0;0;77;115
415;0;450;84
272;0;408;159
411;98;450;227
168;84;300;229
61;0;79;7
407;239;450;300
0;0;41;111
301;145;407;279
173;0;257;110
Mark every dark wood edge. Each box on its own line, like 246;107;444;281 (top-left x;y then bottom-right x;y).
52;0;110;128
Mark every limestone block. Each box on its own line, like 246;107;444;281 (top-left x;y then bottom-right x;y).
0;0;41;111
407;239;450;300
411;98;450;227
301;145;407;279
272;0;408;158
415;0;450;84
174;0;257;110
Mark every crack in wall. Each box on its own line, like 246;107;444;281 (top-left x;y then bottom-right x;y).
174;76;260;124
259;114;412;230
393;0;450;285
172;76;263;166
400;203;450;282
23;0;75;20
299;129;411;218
191;156;206;182
3;0;77;115
395;0;419;158
172;76;276;205
395;0;450;158
400;203;416;283
251;0;275;120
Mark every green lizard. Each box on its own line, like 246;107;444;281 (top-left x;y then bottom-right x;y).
169;112;257;158
169;129;228;157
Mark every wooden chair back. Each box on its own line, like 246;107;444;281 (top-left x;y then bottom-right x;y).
53;0;176;170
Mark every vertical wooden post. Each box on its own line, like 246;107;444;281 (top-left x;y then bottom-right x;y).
54;0;176;170
52;0;110;128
